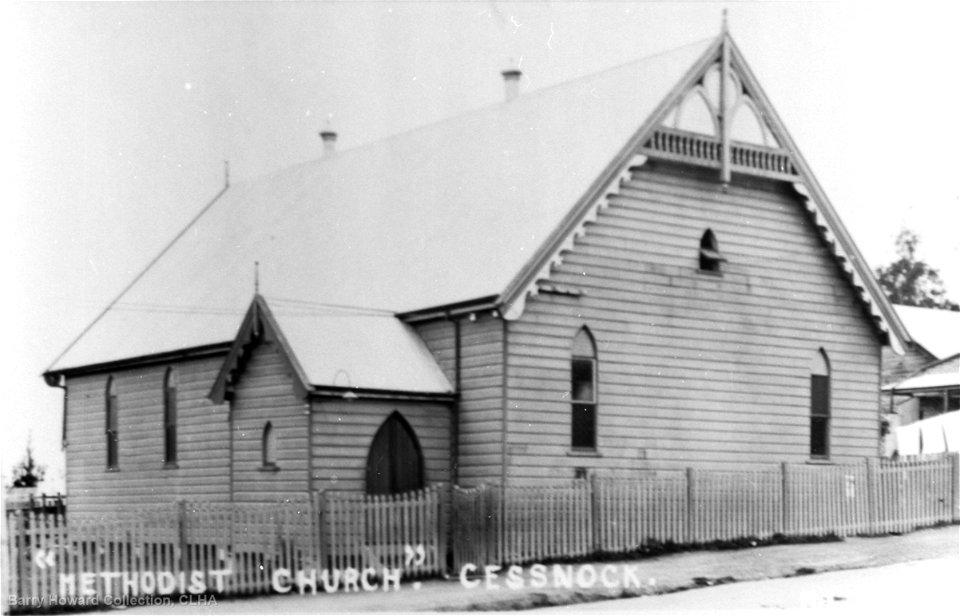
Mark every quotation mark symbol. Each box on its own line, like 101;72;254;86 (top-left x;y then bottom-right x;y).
404;544;426;567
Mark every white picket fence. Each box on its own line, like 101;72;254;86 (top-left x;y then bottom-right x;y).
4;454;958;611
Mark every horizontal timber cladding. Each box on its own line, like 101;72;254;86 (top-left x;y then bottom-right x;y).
504;162;882;480
309;398;452;492
63;355;231;514
230;340;310;503
415;312;505;486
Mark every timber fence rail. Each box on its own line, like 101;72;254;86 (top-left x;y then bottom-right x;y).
4;454;958;610
451;454;959;570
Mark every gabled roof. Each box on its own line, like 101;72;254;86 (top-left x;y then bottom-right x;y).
209;295;453;402
894;305;960;359
46;31;909;379
883;353;960;394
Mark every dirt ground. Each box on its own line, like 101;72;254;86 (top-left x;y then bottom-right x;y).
536;557;960;613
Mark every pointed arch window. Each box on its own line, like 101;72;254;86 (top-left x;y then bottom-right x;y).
699;229;726;274
810;350;831;459
262;422;277;469
105;377;119;469
163;368;178;467
571;327;598;451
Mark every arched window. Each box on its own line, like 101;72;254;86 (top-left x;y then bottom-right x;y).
571;327;598;450
163;368;178;466
366;412;424;495
699;229;725;273
262;422;277;468
810;349;831;459
105;377;119;469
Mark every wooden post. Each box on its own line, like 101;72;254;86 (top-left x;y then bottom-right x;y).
686;467;697;544
780;462;790;536
719;29;731;186
590;474;601;554
178;500;188;574
439;483;452;578
865;457;880;535
951;453;960;524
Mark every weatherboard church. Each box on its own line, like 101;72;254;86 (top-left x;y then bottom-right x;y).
44;28;911;512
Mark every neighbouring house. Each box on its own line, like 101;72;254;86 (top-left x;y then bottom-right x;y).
43;29;911;513
883;354;960;456
881;305;960;387
879;306;960;455
885;353;960;423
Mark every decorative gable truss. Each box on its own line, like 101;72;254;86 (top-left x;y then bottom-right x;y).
642;57;797;181
500;32;909;354
209;295;311;405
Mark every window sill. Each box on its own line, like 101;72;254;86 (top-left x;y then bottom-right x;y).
163;462;179;470
806;458;833;465
106;467;120;473
567;449;602;458
260;464;280;472
696;269;723;278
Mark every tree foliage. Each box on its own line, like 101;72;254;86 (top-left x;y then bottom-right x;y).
875;229;959;311
9;444;45;489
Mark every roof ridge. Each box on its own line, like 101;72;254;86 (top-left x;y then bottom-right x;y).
233;36;718;188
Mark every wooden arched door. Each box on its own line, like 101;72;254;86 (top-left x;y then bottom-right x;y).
365;412;425;495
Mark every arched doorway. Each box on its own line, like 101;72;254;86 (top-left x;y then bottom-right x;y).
365;412;425;495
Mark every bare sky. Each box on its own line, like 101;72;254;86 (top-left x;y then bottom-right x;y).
4;1;959;491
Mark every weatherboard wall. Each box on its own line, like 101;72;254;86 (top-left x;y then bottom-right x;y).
416;314;505;486
309;399;452;493
62;356;231;514
503;162;883;479
230;340;310;502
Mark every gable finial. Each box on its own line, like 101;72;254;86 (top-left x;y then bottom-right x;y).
224;160;230;188
254;260;260;295
722;8;729;35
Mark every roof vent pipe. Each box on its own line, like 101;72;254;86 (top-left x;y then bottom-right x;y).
501;60;522;102
319;119;337;155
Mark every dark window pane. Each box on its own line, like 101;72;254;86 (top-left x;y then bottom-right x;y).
107;391;119;468
811;375;830;417
571;358;595;402
572;403;596;449
810;416;829;458
164;386;177;463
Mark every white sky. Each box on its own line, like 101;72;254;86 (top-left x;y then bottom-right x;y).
3;1;959;492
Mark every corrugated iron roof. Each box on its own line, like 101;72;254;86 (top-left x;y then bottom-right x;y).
884;371;960;393
894;305;960;359
270;303;453;393
49;37;715;375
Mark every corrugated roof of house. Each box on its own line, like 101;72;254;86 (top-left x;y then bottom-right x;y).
48;37;714;375
884;371;960;393
894;305;960;359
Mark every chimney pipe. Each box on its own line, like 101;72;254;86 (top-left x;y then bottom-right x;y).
319;120;337;155
502;61;522;102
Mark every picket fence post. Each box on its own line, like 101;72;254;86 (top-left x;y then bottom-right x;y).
950;453;960;523
780;462;790;535
865;457;880;535
589;474;601;554
685;467;697;544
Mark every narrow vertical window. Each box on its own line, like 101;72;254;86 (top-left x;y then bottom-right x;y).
810;349;831;459
163;368;178;466
262;422;277;468
106;377;119;469
571;327;598;450
699;229;725;273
